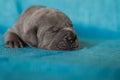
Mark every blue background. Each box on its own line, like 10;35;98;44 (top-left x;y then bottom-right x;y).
0;0;120;80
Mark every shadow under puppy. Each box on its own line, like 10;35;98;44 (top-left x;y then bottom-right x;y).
4;5;79;50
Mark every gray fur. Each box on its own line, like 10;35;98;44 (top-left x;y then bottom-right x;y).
4;6;79;50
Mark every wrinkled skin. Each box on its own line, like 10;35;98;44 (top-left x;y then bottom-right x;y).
4;6;79;50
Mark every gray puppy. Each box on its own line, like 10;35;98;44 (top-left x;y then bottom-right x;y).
4;6;79;50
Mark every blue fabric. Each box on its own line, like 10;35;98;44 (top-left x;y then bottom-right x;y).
0;0;120;80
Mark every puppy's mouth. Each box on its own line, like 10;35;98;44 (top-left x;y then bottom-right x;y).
48;28;79;50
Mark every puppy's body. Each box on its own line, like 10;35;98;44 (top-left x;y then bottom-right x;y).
4;6;79;50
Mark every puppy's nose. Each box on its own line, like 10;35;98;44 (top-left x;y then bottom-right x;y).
65;31;76;44
62;27;79;49
65;31;77;46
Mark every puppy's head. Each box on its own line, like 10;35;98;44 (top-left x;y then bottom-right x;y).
39;26;79;50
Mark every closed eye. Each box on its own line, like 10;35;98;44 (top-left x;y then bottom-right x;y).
49;26;60;33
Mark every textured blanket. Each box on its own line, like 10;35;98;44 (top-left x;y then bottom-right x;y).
0;0;120;80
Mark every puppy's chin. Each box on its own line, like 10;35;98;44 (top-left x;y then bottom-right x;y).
49;38;79;50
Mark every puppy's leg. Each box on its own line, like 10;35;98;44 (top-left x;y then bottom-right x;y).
22;29;38;48
4;31;24;48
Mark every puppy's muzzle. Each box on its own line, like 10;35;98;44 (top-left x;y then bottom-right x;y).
48;27;79;50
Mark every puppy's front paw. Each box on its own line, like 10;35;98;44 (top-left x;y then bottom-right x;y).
6;40;23;48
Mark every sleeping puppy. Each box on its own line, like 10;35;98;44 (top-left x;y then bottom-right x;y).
4;6;79;50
